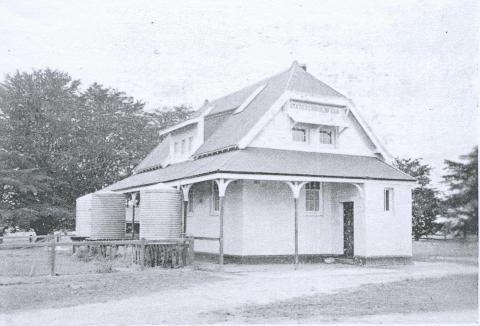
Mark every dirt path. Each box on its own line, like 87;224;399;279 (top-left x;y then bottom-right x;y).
0;261;477;325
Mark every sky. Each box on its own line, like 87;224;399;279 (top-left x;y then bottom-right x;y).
0;0;478;190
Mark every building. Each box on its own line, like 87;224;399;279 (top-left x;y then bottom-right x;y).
98;61;415;265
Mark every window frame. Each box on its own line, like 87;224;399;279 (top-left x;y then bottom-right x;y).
210;181;220;215
319;129;333;145
173;142;179;155
292;127;307;142
181;139;186;154
305;182;323;215
384;187;394;212
188;136;193;153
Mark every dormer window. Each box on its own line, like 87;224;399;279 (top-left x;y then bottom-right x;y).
174;142;179;155
188;136;193;152
181;139;186;154
292;128;307;142
319;130;333;144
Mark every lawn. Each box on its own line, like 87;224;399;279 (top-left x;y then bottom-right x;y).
206;274;478;323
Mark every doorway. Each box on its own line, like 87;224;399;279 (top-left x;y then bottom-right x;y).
342;201;354;257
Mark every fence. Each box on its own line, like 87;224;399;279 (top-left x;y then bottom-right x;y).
0;235;194;278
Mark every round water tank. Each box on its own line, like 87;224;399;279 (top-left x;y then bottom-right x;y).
89;192;126;239
76;193;93;237
139;184;181;240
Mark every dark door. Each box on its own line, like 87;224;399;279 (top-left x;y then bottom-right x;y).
343;201;354;257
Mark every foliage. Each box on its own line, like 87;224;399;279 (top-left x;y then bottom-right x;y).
0;68;193;234
442;146;478;236
394;158;442;240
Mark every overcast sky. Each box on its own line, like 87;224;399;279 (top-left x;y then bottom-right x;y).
0;0;478;190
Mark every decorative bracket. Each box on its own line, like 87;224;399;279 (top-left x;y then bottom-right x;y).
285;181;308;199
180;184;193;202
214;179;235;197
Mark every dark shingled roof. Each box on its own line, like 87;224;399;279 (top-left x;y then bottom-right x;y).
109;147;414;192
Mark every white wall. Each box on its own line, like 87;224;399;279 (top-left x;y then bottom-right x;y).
363;182;413;257
185;179;412;258
186;180;244;255
241;181;344;256
249;109;376;156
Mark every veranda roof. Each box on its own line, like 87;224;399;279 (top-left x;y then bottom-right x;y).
107;147;414;192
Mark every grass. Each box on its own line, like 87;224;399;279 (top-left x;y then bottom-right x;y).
0;269;223;313
207;274;478;323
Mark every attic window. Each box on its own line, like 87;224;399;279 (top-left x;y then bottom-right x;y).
234;84;267;114
292;128;307;142
319;130;333;144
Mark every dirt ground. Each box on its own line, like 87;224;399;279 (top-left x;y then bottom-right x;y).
0;268;222;313
206;274;478;323
0;239;478;324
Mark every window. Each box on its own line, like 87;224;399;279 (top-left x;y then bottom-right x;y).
188;136;193;152
305;182;322;213
188;189;194;213
384;188;393;212
292;128;307;142
181;139;186;154
174;142;179;155
319;130;333;144
211;181;220;214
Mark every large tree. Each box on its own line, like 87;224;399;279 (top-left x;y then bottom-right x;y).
442;146;478;236
394;158;442;240
0;69;192;234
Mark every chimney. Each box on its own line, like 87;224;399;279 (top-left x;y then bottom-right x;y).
299;63;307;71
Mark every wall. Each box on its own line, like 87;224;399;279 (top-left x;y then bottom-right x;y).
241;181;344;256
186;180;244;255
363;182;413;257
249;109;376;156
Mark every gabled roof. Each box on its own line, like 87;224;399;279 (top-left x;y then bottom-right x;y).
108;147;414;192
193;62;347;157
133;61;388;173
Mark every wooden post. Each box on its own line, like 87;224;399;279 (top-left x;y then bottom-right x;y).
219;196;225;266
140;238;146;270
294;197;299;268
187;236;195;266
131;192;137;240
49;235;56;276
183;200;188;234
285;181;304;270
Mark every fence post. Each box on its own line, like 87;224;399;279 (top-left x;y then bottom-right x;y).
187;236;195;266
140;238;146;270
49;234;56;276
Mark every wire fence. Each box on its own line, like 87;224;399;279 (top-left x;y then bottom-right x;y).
0;235;194;278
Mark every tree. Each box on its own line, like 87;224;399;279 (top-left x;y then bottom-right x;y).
0;69;80;233
394;158;442;240
0;68;193;234
442;146;478;237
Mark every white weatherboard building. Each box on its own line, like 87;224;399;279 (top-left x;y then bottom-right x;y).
88;62;416;265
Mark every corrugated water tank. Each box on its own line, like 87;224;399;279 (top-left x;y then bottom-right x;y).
139;184;182;240
75;191;126;239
